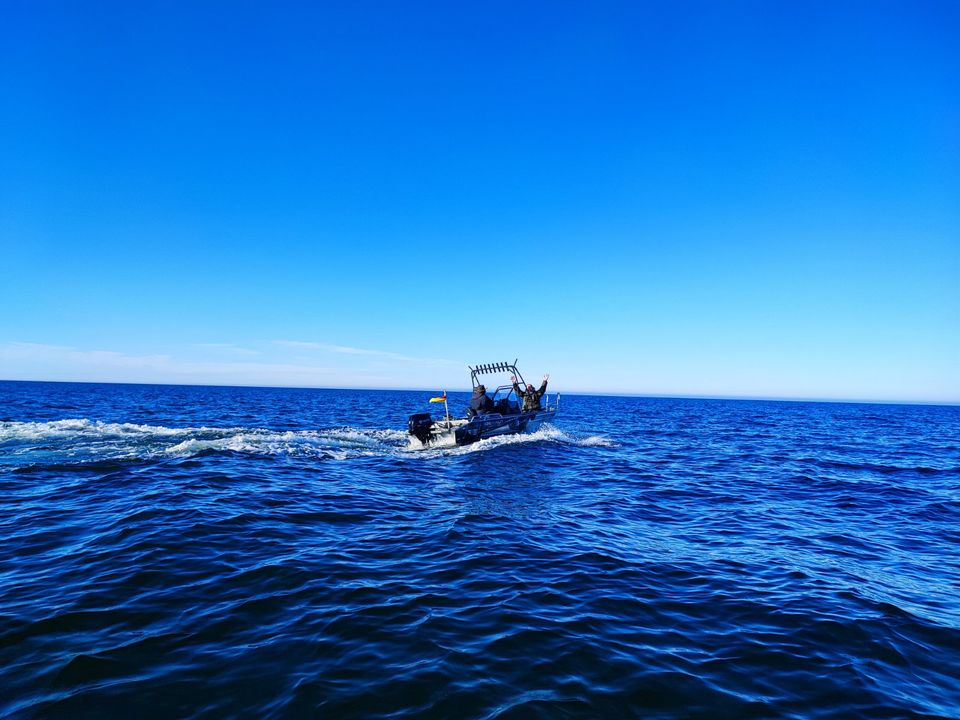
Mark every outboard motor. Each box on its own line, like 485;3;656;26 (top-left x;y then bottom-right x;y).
408;413;434;445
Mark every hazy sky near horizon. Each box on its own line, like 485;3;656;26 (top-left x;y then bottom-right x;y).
1;2;958;402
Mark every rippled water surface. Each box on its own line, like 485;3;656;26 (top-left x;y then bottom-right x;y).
2;381;959;719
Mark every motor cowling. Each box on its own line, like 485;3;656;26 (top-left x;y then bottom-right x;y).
408;413;434;445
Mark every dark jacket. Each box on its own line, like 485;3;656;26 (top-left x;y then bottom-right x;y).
467;388;495;418
514;380;548;412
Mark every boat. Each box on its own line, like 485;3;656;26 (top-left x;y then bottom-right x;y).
407;360;559;447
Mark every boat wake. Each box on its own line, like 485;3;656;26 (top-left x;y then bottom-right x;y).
0;419;614;469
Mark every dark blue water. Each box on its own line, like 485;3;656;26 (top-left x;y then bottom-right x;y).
2;381;959;719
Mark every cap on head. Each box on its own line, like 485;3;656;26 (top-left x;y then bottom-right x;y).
527;384;535;392
476;384;485;393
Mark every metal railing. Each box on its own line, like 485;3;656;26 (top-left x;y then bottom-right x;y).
468;359;526;389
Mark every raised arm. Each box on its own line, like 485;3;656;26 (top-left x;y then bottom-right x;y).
537;373;549;397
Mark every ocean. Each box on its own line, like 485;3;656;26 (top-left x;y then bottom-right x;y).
1;380;958;719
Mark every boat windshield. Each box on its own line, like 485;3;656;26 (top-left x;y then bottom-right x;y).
488;384;522;414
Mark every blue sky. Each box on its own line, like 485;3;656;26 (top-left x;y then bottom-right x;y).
1;1;958;402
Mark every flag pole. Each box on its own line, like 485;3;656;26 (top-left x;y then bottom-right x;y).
443;392;450;428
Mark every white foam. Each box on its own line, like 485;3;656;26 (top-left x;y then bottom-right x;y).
578;435;617;447
0;419;197;441
1;419;613;464
161;427;408;460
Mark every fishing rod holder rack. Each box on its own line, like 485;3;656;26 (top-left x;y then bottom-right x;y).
468;359;525;389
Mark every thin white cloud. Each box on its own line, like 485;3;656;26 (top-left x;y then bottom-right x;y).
1;342;172;368
194;343;261;356
0;341;463;389
1;342;350;386
273;340;459;365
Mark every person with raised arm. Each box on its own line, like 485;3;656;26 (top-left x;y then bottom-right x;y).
512;373;549;413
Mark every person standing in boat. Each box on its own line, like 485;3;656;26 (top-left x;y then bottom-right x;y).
512;374;549;412
467;384;495;418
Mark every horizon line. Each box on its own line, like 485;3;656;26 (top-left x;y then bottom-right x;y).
1;377;957;409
